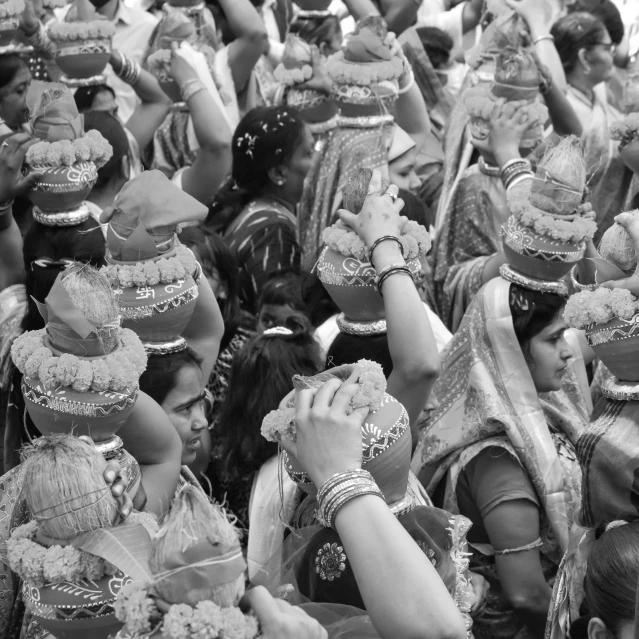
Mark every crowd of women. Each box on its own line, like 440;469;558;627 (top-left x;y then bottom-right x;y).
0;0;639;636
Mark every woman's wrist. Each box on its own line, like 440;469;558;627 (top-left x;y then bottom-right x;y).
494;144;521;168
370;241;405;271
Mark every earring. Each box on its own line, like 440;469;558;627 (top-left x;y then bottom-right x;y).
276;180;285;186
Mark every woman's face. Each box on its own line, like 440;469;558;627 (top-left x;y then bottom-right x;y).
525;313;572;394
161;364;208;465
282;125;315;203
583;31;615;86
0;64;31;129
389;147;421;193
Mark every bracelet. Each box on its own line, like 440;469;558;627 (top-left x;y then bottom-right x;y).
374;264;413;295
532;34;554;46
114;52;141;85
181;79;207;102
499;158;530;183
570;265;597;292
317;469;384;528
368;235;405;264
506;172;534;192
397;69;415;95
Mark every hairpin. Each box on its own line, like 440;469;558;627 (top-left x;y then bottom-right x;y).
605;520;628;532
262;326;293;337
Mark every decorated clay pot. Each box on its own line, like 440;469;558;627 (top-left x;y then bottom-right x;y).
0;17;18;47
620;139;639;175
23;571;131;639
502;215;584;282
316;246;422;322
284;391;411;502
111;267;199;346
22;376;137;441
586;314;639;382
28;161;98;213
332;79;398;118
52;39;111;79
287;88;338;124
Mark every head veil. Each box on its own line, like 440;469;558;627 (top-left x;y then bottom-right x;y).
411;277;591;552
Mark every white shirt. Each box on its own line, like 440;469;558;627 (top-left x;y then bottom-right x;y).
55;0;158;123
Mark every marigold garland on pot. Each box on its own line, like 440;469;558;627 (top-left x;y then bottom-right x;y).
101;245;198;289
11;327;147;392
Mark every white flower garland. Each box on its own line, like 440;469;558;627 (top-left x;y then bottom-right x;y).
11;327;147;393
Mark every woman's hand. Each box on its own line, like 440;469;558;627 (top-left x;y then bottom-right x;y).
504;0;553;34
297;45;332;96
78;436;132;520
473;99;540;167
240;587;327;639
0;134;41;203
337;182;406;248
468;572;489;618
19;0;43;37
601;212;639;295
168;42;199;89
279;376;368;488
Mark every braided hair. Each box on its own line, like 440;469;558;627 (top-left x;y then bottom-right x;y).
208;106;306;233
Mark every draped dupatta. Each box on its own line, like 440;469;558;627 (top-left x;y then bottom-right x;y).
411;277;591;553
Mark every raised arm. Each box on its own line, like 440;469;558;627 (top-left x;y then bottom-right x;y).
378;0;417;35
118;391;182;517
0;134;41;292
505;0;567;92
218;0;268;92
109;50;171;151
338;186;440;428
181;271;224;383
282;379;466;639
167;43;232;204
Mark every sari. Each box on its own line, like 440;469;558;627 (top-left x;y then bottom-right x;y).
432;163;508;332
411;277;591;638
547;395;639;639
297;116;393;271
563;86;634;240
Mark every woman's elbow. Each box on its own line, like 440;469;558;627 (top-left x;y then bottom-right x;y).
244;28;268;54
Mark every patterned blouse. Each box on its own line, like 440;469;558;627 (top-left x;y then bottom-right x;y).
224;198;300;314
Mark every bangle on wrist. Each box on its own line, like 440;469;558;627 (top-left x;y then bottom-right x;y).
368;235;405;264
317;469;384;528
180;79;206;102
114;53;141;85
532;34;554;46
374;263;414;295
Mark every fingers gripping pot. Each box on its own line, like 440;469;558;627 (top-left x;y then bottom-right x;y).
261;360;412;507
6;435;158;639
315;168;431;324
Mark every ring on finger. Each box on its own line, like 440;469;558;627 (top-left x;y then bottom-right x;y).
1;141;9;149
385;185;399;203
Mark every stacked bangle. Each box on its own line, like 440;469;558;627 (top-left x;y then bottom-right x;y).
570;265;597;292
368;235;405;264
397;68;415;95
532;34;554;46
317;469;384;528
181;79;207;102
500;158;533;191
114;52;141;85
374;263;414;295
